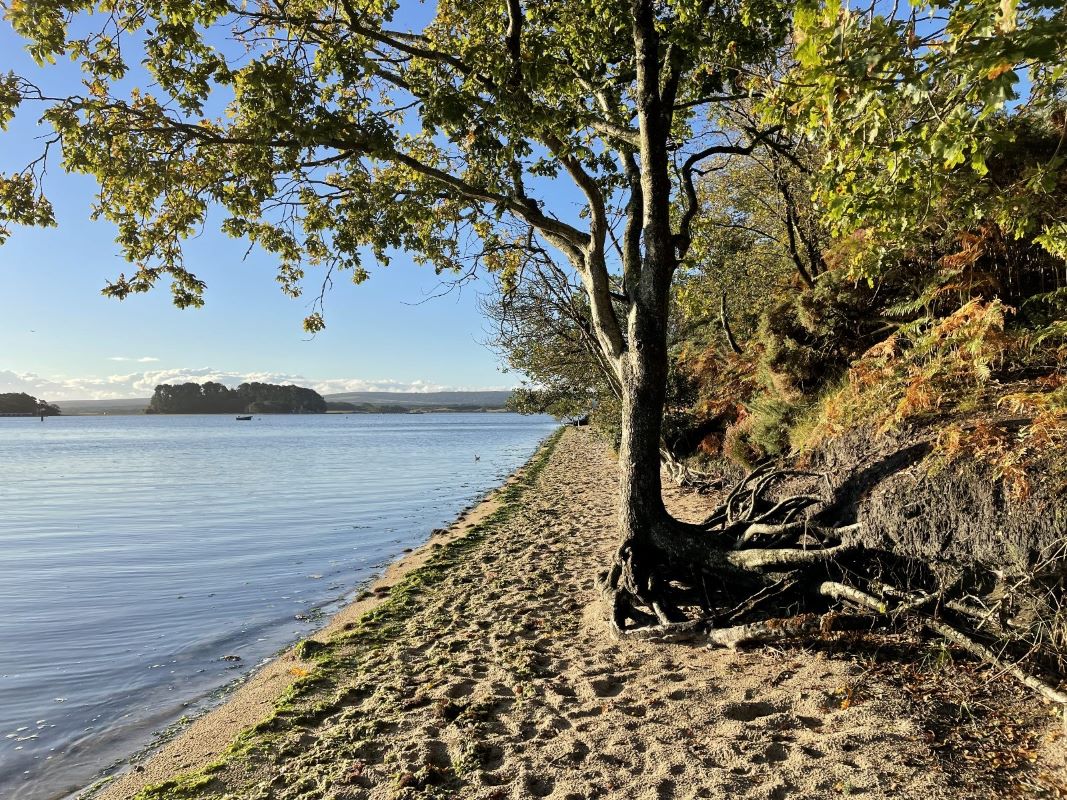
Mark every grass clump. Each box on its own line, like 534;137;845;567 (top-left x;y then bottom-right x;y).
294;638;330;660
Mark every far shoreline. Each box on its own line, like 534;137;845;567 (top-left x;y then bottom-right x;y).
61;409;515;416
50;390;516;417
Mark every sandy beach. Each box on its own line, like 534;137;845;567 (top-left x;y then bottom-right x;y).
91;428;1065;800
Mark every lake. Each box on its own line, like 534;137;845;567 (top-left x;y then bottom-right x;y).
0;412;557;800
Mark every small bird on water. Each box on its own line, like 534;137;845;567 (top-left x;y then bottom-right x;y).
474;454;480;461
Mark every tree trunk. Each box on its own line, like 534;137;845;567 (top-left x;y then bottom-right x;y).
614;307;671;587
601;287;728;631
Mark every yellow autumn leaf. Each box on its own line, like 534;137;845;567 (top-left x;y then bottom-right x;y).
987;63;1014;80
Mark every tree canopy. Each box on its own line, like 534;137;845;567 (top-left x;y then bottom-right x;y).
3;0;788;344
783;0;1067;265
0;391;61;415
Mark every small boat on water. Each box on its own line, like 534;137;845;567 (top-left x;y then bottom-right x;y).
235;415;253;421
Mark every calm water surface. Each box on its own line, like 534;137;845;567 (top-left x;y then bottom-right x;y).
0;413;556;800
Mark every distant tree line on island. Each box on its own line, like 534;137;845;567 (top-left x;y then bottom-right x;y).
147;382;326;414
0;392;61;416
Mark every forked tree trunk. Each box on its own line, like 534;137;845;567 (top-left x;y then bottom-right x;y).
600;0;712;628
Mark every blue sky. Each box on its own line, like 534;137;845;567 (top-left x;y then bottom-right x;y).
0;15;515;401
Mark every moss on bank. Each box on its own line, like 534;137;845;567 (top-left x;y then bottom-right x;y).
130;427;566;800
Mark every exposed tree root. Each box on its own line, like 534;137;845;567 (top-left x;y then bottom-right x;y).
661;447;722;491
603;461;1067;726
717;576;797;625
819;581;887;614
705;612;887;648
615;617;708;643
727;543;855;571
706;615;824;649
923;618;1067;731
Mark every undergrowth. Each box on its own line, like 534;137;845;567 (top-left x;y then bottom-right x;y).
806;299;1067;496
673;293;1066;498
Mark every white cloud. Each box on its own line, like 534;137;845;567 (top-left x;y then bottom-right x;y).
107;356;160;363
0;368;510;401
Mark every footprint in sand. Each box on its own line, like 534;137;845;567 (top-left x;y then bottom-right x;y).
524;773;555;796
565;739;590;763
477;743;506;771
796;714;823;730
444;679;477;699
722;700;779;721
590;676;624;697
753;741;790;764
420;739;451;769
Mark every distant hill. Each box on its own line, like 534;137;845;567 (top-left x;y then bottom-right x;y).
323;391;512;409
54;398;151;415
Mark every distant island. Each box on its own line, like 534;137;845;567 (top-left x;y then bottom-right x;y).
147;382;327;414
0;392;61;417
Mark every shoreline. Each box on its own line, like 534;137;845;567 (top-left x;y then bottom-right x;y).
86;430;562;800
83;427;1065;800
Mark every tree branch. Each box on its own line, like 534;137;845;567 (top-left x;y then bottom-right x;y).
674;127;784;264
505;0;523;88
